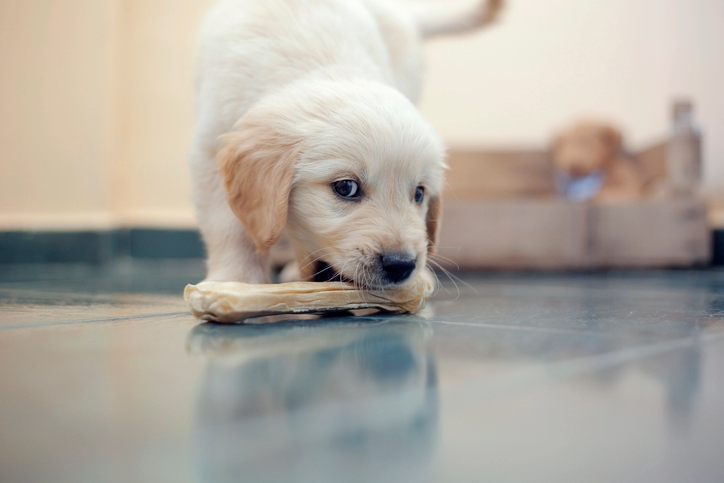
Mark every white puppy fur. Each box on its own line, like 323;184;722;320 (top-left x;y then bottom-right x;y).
191;0;503;288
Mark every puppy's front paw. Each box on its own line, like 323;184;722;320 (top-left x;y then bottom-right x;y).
279;262;301;283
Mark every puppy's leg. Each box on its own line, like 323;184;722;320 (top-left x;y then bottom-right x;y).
294;249;319;283
202;212;270;283
191;151;270;283
279;262;301;283
415;0;505;39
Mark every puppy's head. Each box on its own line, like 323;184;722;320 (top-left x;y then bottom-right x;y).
219;80;446;289
552;121;623;178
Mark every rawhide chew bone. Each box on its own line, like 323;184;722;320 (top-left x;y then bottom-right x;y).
184;276;434;323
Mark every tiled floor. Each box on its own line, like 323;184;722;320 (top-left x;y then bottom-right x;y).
1;261;724;483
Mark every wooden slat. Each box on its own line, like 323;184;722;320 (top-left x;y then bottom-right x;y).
635;140;668;191
708;201;724;229
445;141;671;200
437;200;590;269
589;199;710;267
436;198;711;269
445;148;556;200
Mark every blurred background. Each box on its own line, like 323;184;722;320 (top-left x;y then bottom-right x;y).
4;4;724;482
0;0;722;265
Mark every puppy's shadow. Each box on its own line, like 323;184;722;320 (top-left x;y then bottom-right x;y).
187;316;440;483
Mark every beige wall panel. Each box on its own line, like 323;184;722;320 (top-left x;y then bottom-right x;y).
0;0;118;228
0;0;722;229
113;0;214;226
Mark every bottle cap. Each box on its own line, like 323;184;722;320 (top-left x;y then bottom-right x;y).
672;99;693;119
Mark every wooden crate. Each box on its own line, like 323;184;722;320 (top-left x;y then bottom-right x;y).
437;139;711;269
589;199;710;267
438;201;589;269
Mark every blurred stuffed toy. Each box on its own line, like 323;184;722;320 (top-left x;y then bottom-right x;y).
551;120;644;202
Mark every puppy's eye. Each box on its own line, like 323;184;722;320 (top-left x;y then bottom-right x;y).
332;179;362;200
414;186;425;205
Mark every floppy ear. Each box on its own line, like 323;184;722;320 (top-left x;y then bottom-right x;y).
426;195;442;255
217;116;301;253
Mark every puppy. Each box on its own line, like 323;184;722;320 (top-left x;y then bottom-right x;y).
190;0;504;287
552;120;644;203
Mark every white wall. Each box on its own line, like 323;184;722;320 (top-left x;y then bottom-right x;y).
0;0;721;231
420;0;724;195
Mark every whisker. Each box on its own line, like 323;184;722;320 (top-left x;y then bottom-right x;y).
427;259;460;299
354;262;370;304
429;253;461;271
425;265;442;296
427;255;476;291
298;249;334;274
309;260;337;280
427;257;480;299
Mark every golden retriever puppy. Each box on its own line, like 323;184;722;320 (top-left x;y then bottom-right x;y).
552;120;644;203
190;0;504;287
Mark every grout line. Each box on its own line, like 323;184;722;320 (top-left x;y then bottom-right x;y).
0;288;183;306
0;311;191;332
548;330;724;377
431;318;596;336
446;331;724;406
431;316;724;336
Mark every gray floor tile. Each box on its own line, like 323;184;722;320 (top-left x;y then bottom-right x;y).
1;262;723;482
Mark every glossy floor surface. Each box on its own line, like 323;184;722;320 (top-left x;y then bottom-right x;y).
1;261;723;483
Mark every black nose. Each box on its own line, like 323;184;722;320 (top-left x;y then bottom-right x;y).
379;253;417;284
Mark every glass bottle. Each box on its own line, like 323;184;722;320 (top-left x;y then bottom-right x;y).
667;100;702;196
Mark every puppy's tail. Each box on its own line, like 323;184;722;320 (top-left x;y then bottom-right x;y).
415;0;505;39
